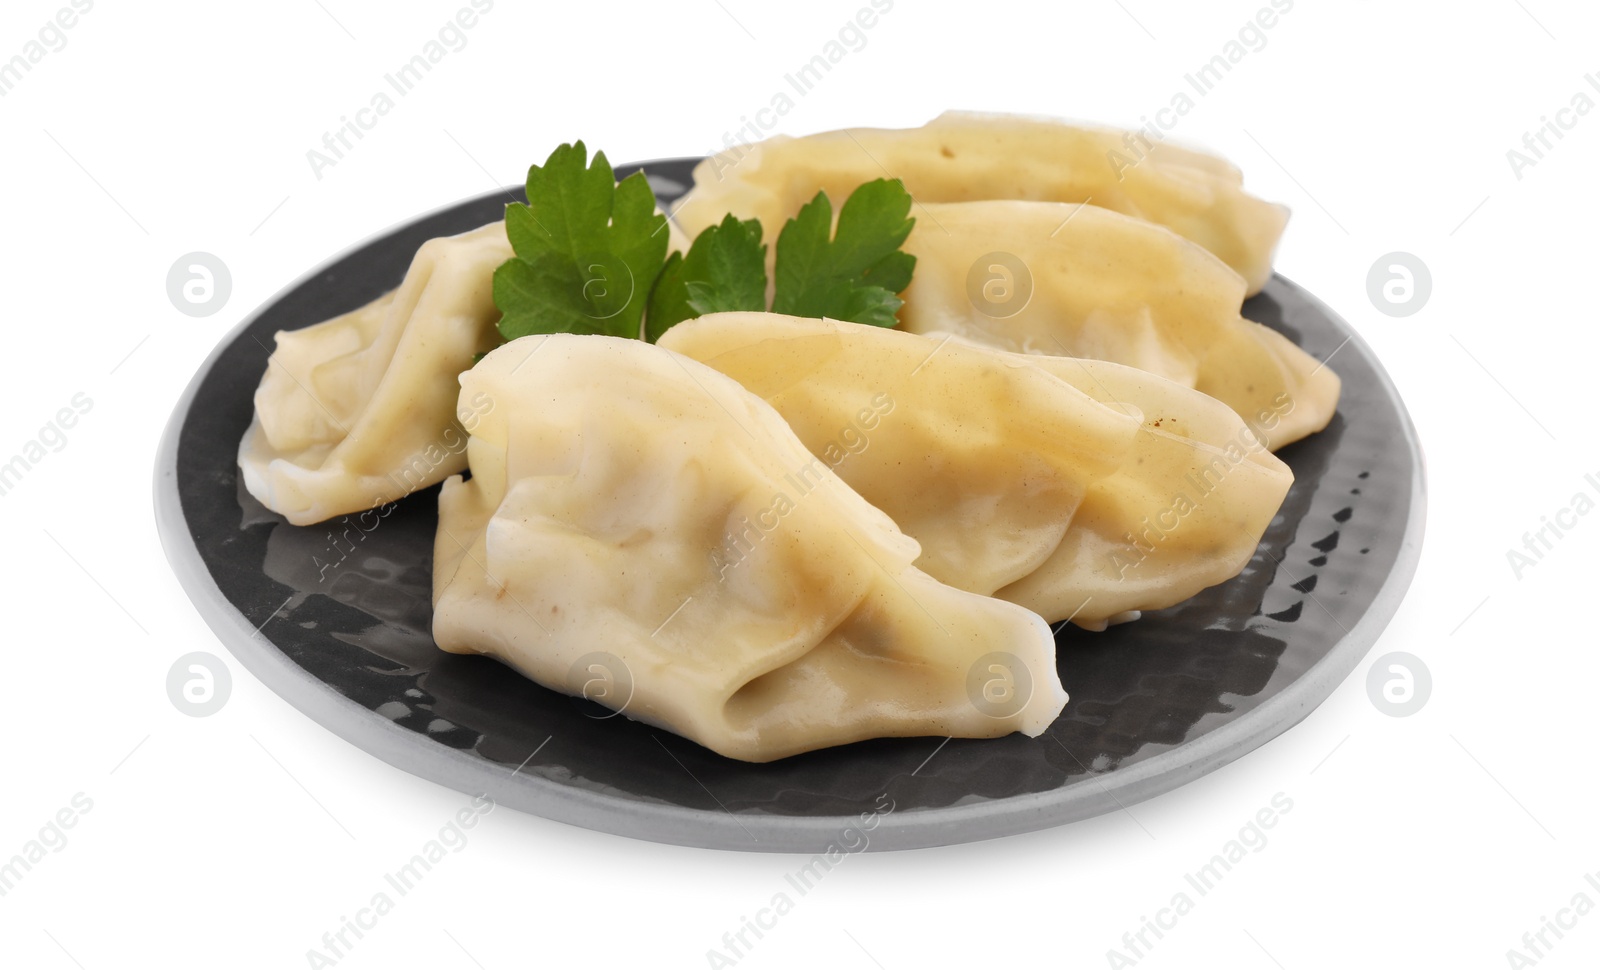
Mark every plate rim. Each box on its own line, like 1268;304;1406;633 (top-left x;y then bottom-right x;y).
153;173;1427;853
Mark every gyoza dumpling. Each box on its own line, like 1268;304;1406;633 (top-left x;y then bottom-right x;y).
673;110;1287;294
661;314;1294;630
898;201;1340;448
659;312;1142;596
431;334;1066;762
991;347;1295;629
239;222;511;526
239;216;695;526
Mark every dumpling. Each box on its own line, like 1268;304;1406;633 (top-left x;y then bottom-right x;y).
239;217;695;526
659;311;1142;596
990;347;1295;629
239;222;512;526
898;200;1340;448
431;334;1066;762
673;110;1287;294
661;314;1294;630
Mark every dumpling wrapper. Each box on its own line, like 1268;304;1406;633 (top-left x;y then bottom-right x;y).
431;334;1066;762
663;314;1294;629
897;200;1340;448
673;110;1287;295
989;344;1295;627
659;311;1142;597
238;217;691;526
239;222;511;526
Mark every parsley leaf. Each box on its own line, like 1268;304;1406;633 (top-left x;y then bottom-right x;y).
770;178;916;328
494;142;669;341
645;214;767;342
491;145;916;344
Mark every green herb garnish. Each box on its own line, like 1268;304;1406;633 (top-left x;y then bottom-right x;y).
771;179;916;329
493;144;916;344
494;142;668;340
646;214;768;341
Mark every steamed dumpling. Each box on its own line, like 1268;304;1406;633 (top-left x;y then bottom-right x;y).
239;222;511;526
673;110;1287;294
989;346;1295;628
238;216;693;526
662;314;1294;629
659;312;1142;596
898;201;1340;448
431;334;1066;762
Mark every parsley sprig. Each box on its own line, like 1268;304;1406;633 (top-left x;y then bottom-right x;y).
646;214;768;341
771;178;916;328
494;142;668;341
493;143;916;344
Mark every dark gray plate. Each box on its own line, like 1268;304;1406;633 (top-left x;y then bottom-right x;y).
155;159;1425;852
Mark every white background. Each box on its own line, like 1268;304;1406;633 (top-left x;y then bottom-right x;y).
2;0;1596;967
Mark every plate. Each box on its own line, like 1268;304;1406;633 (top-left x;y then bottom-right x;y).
155;158;1425;852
